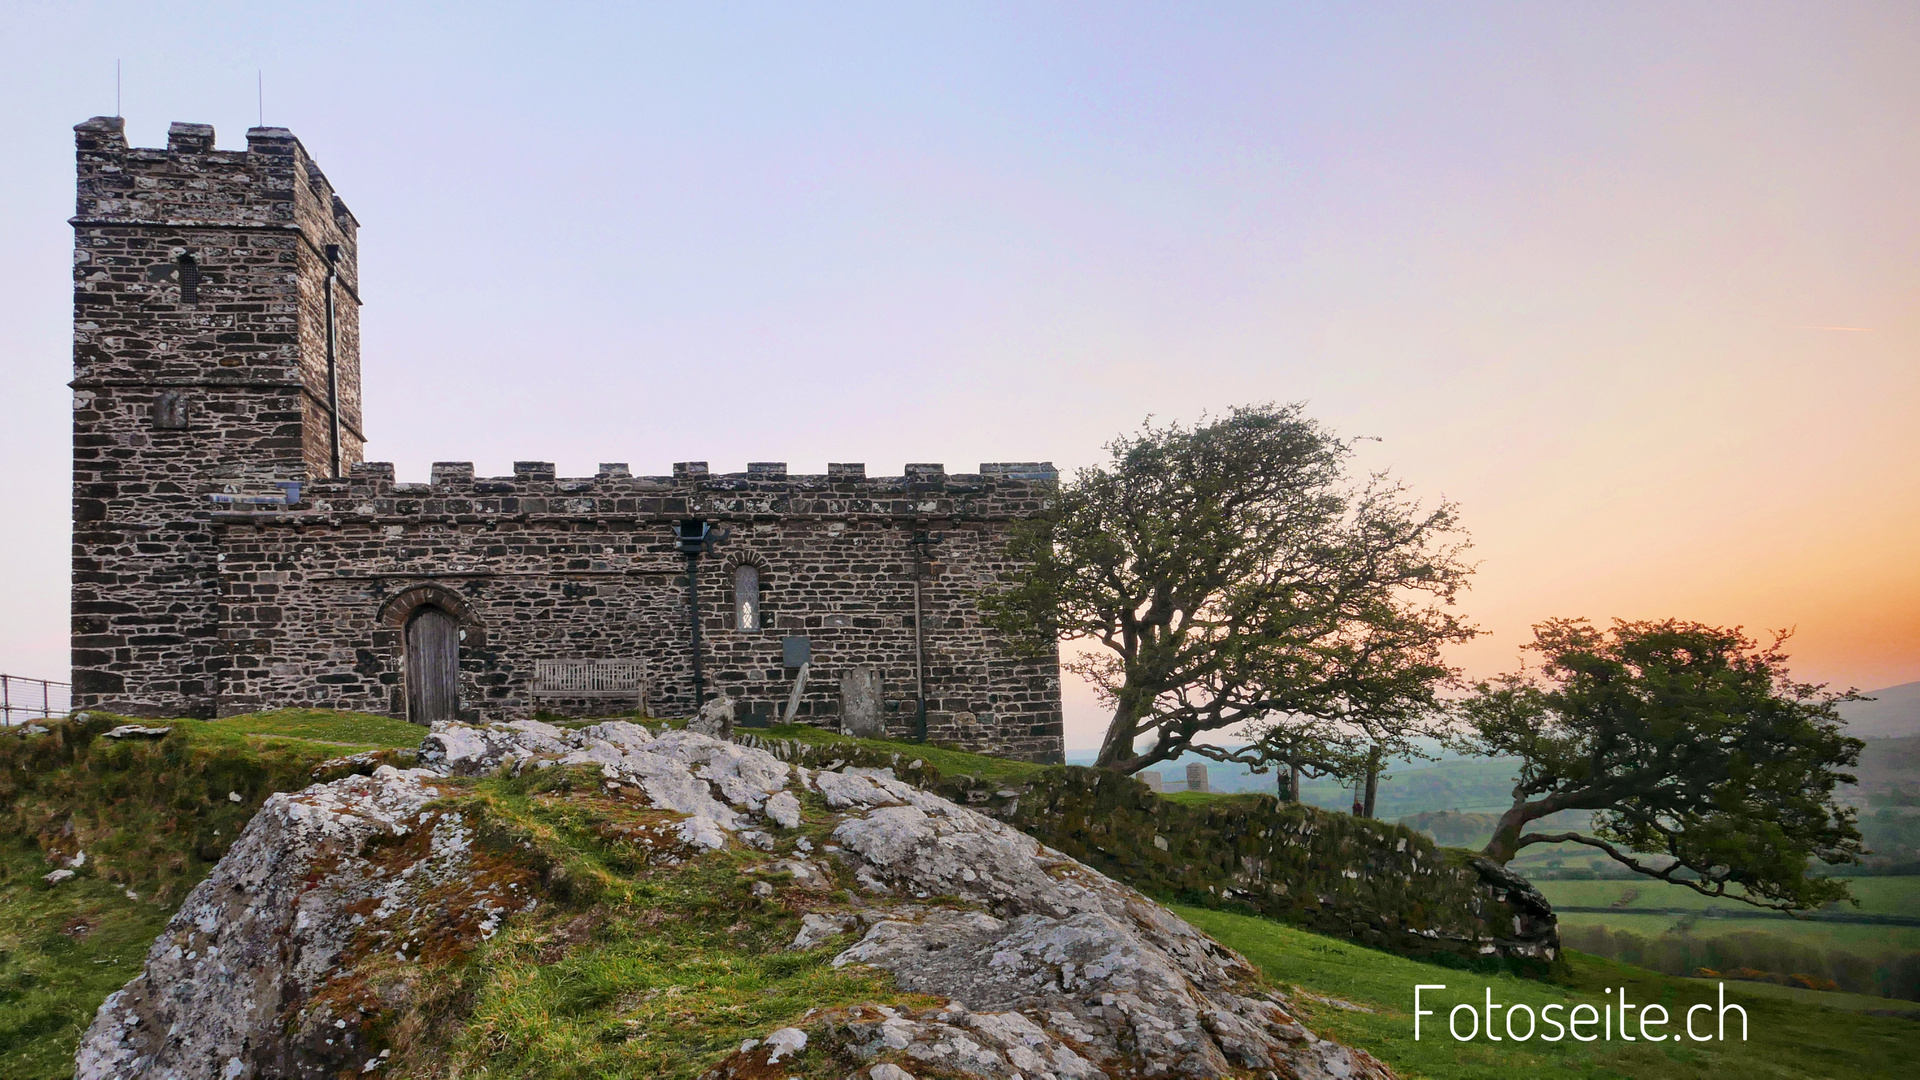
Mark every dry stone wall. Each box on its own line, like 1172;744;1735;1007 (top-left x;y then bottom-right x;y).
740;735;1561;972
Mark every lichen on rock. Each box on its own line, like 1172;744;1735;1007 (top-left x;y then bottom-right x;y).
76;721;1394;1080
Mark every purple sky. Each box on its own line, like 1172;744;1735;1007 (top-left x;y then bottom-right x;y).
2;3;1915;746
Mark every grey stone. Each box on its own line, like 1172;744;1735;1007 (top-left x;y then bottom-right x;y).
810;768;1395;1079
1185;762;1209;793
74;766;489;1080
689;696;736;739
790;912;858;950
840;666;885;738
762;1026;807;1063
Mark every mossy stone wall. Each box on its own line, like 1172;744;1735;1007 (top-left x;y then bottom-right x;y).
739;735;1559;973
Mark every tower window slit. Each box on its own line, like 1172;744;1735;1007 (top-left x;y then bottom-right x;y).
178;255;200;304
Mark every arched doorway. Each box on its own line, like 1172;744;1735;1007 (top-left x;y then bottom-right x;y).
405;605;460;724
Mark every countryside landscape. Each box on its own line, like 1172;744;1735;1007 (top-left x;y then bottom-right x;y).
2;5;1916;1079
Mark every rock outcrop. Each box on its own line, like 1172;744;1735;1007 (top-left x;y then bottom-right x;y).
77;721;1394;1080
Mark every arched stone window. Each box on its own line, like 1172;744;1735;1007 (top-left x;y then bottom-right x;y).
734;564;761;632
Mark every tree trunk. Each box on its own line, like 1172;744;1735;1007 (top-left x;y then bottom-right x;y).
1095;698;1143;771
1362;746;1381;819
1483;801;1541;864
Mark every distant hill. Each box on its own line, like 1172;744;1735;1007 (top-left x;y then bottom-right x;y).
1839;681;1920;740
1066;747;1524;816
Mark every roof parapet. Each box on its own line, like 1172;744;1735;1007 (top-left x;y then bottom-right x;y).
73;115;127;152
166;122;215;153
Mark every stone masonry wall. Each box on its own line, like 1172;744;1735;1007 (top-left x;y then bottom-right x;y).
70;117;363;716
212;461;1066;762
68;117;1063;762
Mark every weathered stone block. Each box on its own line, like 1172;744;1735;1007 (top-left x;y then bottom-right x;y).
840;665;884;738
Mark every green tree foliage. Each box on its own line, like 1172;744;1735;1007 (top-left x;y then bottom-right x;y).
981;404;1476;774
1460;618;1867;910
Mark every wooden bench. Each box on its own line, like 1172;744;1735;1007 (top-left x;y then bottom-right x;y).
531;659;652;715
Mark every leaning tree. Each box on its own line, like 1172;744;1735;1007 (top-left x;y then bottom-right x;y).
1459;618;1866;911
982;403;1476;776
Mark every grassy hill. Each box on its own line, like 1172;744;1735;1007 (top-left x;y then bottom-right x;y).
4;710;1918;1079
0;710;423;1078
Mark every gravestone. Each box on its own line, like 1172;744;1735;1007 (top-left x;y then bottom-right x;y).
1139;771;1164;794
1185;762;1209;794
840;666;885;738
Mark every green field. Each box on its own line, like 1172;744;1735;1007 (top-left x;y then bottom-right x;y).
1555;911;1920;952
1535;878;1920;1001
1539;878;1920;953
1540;878;1920;913
1180;905;1920;1080
1539;878;1920;918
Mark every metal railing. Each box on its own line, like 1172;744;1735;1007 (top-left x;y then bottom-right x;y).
1;674;71;726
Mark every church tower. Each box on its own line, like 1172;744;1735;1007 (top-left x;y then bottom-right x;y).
69;116;364;716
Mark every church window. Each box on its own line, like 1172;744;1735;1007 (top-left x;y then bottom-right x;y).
735;565;761;632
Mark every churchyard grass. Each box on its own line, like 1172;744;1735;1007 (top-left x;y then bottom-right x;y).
753;721;1049;786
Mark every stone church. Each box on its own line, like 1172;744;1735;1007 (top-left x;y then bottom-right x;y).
67;116;1065;762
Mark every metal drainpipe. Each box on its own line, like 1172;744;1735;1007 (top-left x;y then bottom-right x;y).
912;556;927;742
687;550;706;707
909;530;942;742
323;244;342;477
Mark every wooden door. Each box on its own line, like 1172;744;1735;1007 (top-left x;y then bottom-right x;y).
405;606;460;724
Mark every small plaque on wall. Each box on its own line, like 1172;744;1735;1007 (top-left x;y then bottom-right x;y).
782;636;811;668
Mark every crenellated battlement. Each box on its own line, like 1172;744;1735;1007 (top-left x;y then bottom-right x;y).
211;461;1058;522
73;116;357;242
70;115;366;484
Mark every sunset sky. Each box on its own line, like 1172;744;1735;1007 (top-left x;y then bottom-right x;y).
0;3;1913;748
